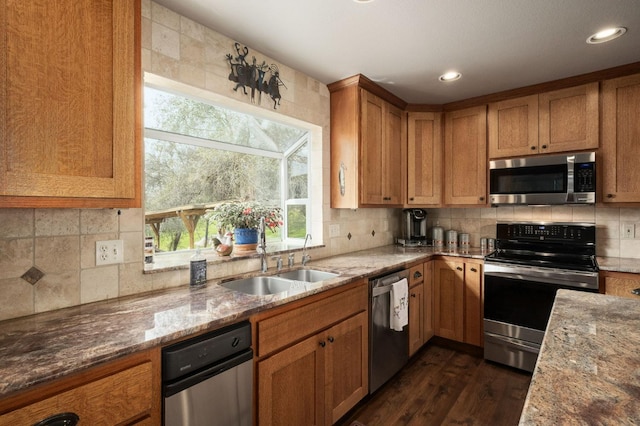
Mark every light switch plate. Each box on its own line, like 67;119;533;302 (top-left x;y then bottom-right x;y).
96;240;124;265
329;224;340;238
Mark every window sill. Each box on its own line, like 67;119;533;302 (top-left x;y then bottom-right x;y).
142;242;324;274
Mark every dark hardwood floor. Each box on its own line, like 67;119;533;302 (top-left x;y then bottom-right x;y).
338;339;532;426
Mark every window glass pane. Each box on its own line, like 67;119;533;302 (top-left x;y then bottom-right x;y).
287;142;308;199
145;138;280;211
287;205;307;238
145;87;305;153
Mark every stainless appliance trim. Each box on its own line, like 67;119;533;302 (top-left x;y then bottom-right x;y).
369;269;409;394
484;318;544;345
489;151;595;205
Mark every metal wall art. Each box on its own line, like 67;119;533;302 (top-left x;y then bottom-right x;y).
226;43;286;109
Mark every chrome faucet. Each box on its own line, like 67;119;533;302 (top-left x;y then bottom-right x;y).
258;217;268;272
302;233;312;266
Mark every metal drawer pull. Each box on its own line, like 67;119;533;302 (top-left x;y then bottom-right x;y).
413;271;422;279
33;413;80;426
470;267;477;272
456;266;463;271
632;288;640;296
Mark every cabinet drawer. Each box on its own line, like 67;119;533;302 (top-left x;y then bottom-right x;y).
604;272;640;300
256;283;367;357
0;361;153;425
409;263;424;287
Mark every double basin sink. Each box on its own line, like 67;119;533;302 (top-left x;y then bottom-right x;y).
220;269;340;296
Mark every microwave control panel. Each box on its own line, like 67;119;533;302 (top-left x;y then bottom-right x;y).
574;162;595;192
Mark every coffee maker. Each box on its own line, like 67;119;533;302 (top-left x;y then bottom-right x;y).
398;209;428;246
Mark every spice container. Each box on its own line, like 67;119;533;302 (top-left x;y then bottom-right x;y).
432;223;444;249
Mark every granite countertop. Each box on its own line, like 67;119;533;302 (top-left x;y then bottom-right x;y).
597;256;640;274
519;290;640;425
0;245;486;399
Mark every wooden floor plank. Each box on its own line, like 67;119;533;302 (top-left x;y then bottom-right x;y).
338;341;531;426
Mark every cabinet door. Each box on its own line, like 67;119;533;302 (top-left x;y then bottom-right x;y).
464;262;483;346
444;106;487;206
539;83;599;154
383;103;404;205
409;282;424;356
434;260;464;342
258;334;325;426
423;260;435;343
488;95;538;158
0;0;141;208
360;90;385;205
324;312;368;425
602;74;640;203
407;112;442;205
604;271;640;300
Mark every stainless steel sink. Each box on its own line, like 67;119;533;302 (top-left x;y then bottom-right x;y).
276;269;339;283
219;276;293;296
220;269;339;295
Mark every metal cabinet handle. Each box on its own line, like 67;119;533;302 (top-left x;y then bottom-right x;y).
409;197;415;201
479;197;484;201
632;288;640;296
470;267;478;272
328;336;335;343
33;413;80;426
456;266;463;271
607;194;614;199
413;271;422;279
411;293;417;298
541;144;547;149
531;146;536;150
319;341;326;348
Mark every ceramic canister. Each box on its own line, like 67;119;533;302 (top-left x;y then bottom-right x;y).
446;230;457;251
432;225;444;249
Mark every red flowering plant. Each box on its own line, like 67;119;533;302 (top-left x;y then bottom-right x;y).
211;201;283;232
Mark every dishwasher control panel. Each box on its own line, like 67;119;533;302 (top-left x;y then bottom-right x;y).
162;321;251;381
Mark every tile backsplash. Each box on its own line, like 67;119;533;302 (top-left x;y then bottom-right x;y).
427;205;640;259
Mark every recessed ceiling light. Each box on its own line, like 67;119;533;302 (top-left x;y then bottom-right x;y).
353;0;374;3
439;71;462;82
586;27;627;44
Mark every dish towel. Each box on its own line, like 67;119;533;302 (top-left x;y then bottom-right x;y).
390;278;409;331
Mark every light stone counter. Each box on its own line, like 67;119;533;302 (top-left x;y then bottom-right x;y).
0;245;484;398
597;256;640;274
519;290;640;425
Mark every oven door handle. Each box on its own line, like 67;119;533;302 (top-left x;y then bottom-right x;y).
484;332;540;354
484;263;599;290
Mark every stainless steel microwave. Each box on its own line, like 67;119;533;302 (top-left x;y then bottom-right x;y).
489;152;595;205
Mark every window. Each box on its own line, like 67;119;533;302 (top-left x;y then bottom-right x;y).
143;82;311;253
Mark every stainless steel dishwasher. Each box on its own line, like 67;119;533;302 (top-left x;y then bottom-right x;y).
369;269;410;393
162;321;253;426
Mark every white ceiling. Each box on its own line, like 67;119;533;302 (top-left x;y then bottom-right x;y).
153;0;640;104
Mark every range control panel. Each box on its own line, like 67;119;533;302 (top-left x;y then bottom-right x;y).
496;222;595;244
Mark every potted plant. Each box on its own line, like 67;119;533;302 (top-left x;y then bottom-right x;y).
211;201;282;245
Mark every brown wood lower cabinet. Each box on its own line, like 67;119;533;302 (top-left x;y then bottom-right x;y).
254;281;368;426
603;270;640;300
408;261;435;356
0;349;160;425
434;258;483;346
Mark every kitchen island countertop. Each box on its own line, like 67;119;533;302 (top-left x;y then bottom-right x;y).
519;289;640;425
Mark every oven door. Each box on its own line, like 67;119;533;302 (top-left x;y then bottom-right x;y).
483;261;598;371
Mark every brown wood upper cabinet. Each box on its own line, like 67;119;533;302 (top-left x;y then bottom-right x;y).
488;83;599;159
444;106;487;206
602;74;640;203
0;0;141;208
329;76;406;208
407;112;443;206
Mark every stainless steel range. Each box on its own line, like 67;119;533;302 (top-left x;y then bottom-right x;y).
483;222;599;372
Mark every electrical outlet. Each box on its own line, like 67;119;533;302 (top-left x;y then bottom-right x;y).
621;223;634;239
96;240;124;265
636;224;640;239
329;224;340;238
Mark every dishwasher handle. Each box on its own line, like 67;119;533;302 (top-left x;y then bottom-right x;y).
163;348;253;398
